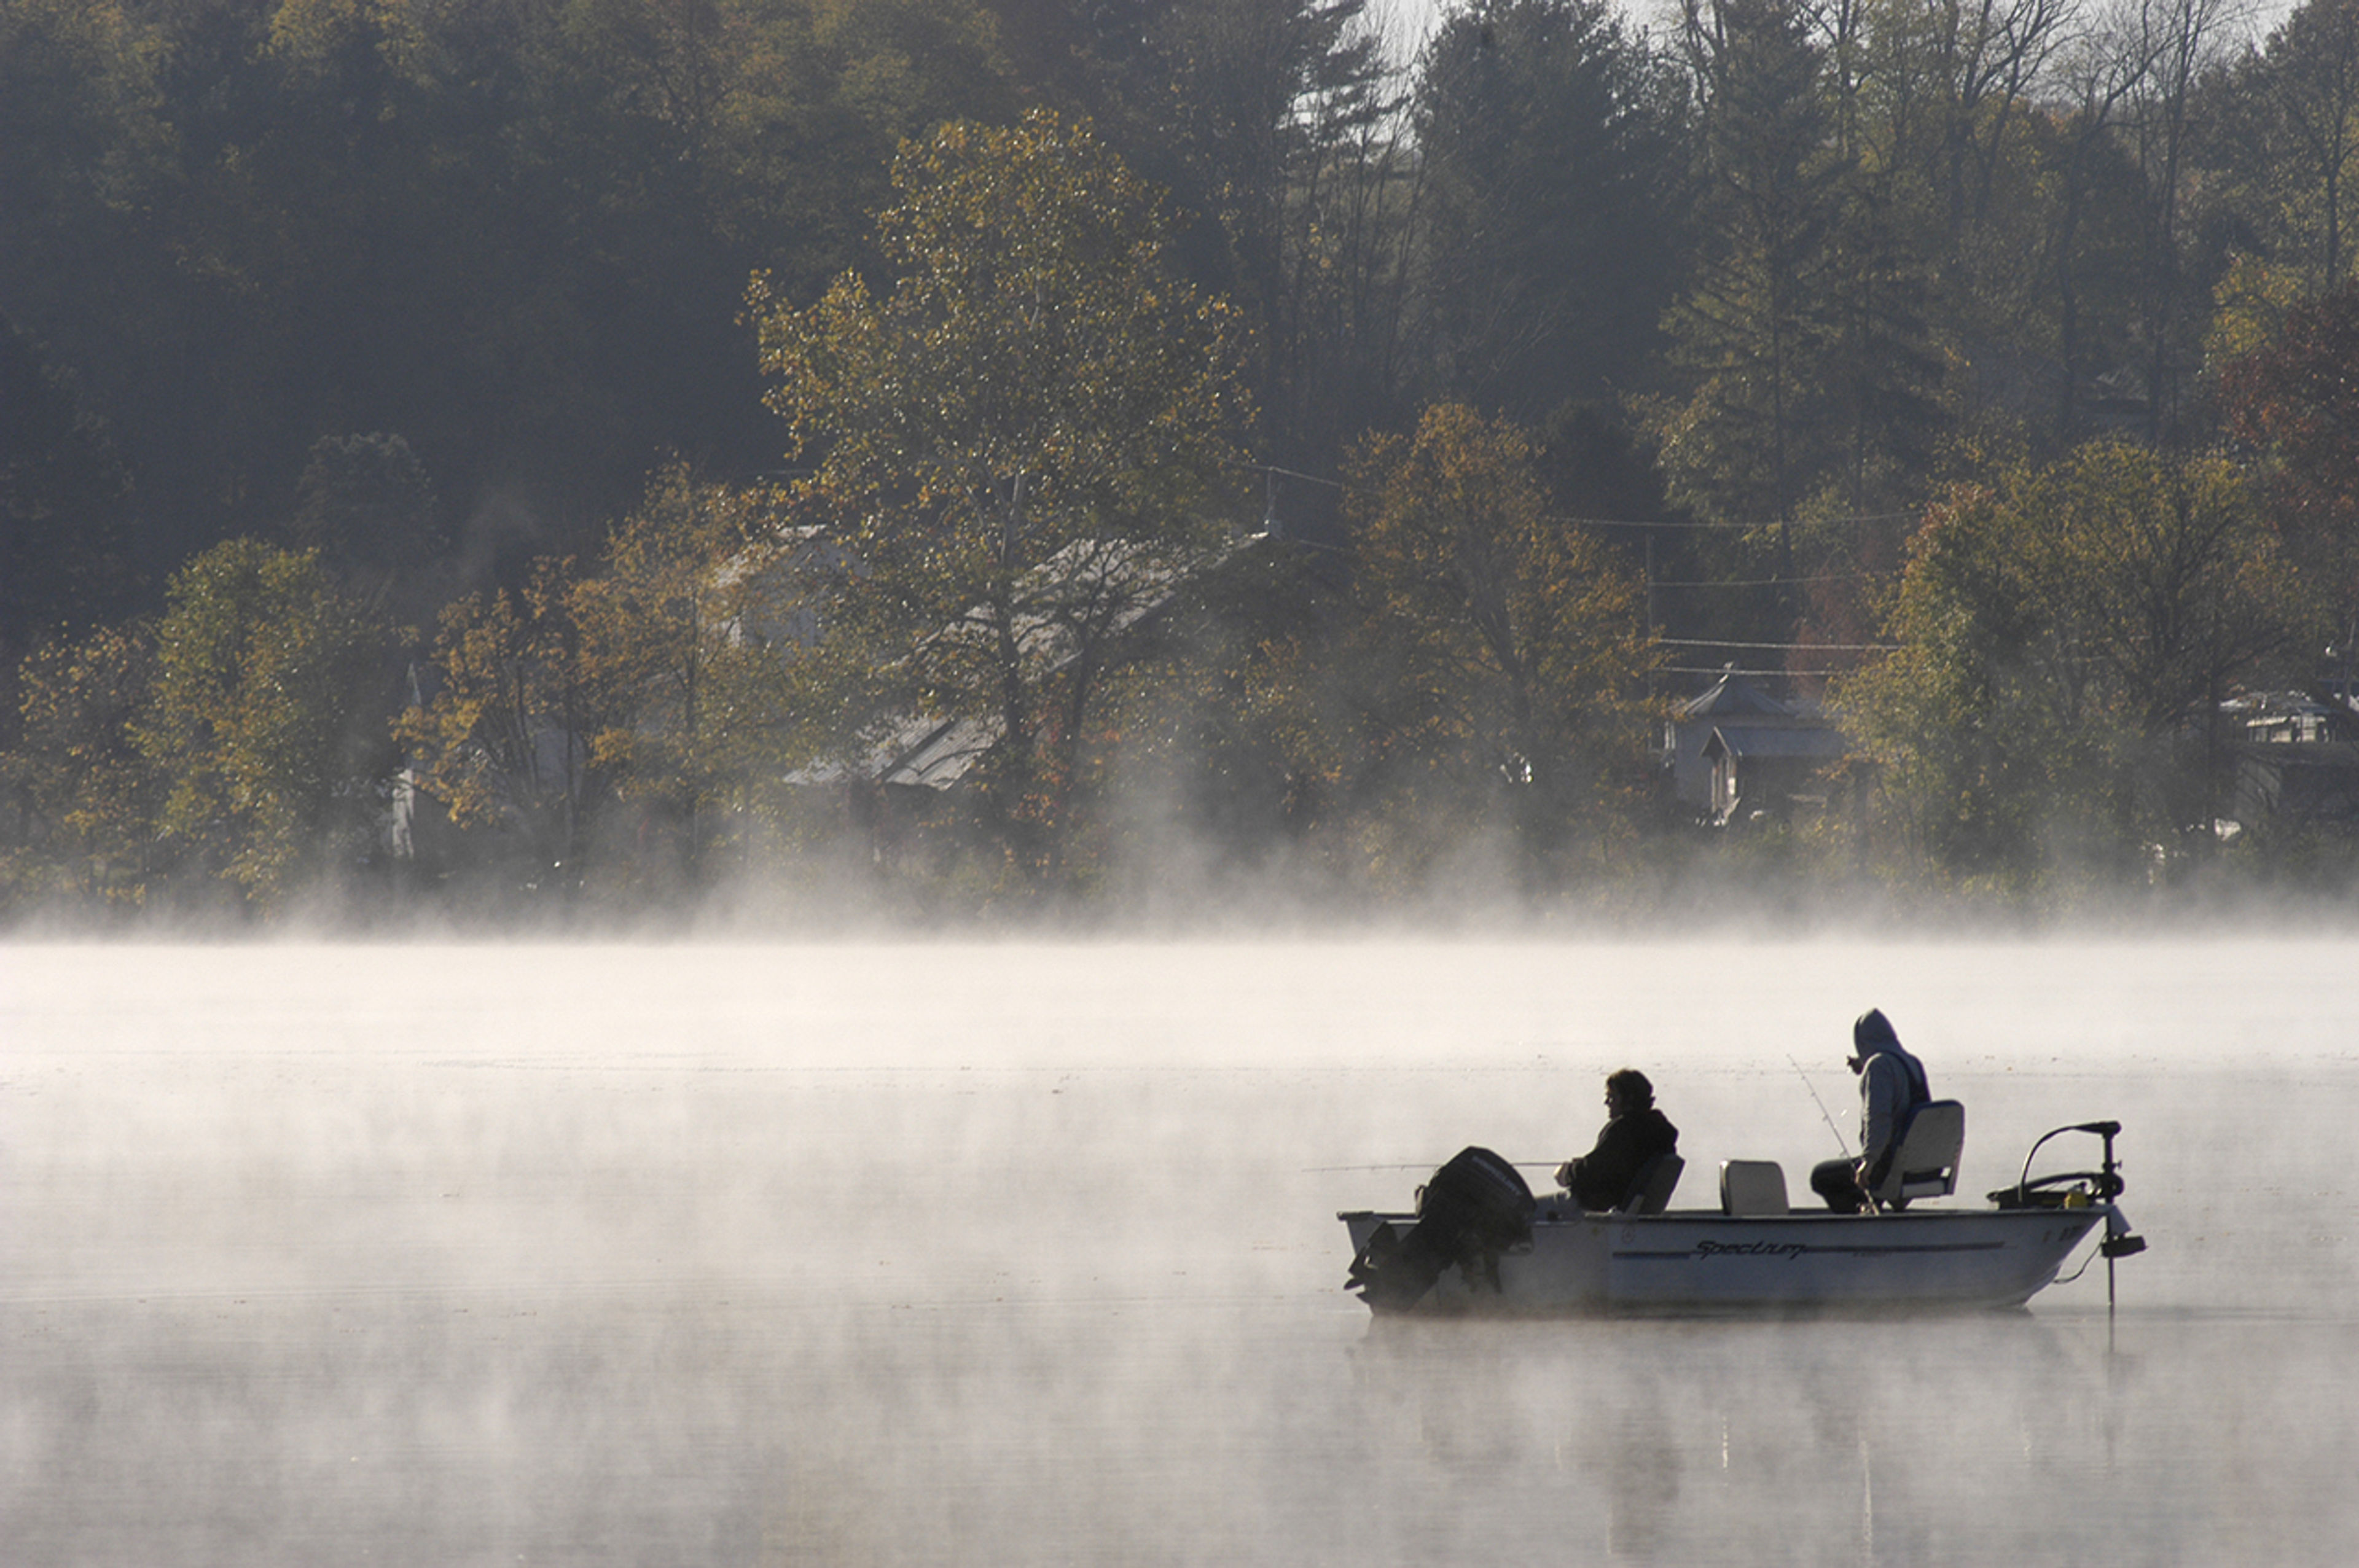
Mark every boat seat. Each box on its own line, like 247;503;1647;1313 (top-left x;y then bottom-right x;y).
1719;1159;1790;1216
1616;1153;1684;1214
1869;1099;1965;1208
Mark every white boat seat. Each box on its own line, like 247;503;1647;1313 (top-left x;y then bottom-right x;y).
1870;1099;1965;1208
1617;1152;1684;1214
1719;1159;1790;1216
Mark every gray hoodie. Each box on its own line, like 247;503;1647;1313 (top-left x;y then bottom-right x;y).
1859;1041;1931;1169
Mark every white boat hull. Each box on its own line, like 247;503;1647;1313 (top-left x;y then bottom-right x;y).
1339;1204;2120;1316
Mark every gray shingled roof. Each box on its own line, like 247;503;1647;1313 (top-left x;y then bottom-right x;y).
1676;671;1794;720
1705;723;1849;760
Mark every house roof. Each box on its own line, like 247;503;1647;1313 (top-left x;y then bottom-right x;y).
1704;723;1849;761
1675;671;1796;721
790;530;1257;792
878;716;1000;789
783;711;1001;790
2223;690;2359;743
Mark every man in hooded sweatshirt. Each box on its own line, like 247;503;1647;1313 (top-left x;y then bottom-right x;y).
1810;1008;1931;1212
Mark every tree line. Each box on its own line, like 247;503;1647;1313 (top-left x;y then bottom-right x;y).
4;0;2356;921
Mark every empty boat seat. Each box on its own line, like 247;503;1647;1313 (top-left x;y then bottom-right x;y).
1720;1159;1790;1216
1869;1099;1965;1209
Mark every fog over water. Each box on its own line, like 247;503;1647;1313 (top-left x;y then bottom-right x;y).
6;937;2355;1566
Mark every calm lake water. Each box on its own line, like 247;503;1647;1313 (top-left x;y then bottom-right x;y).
6;936;2355;1566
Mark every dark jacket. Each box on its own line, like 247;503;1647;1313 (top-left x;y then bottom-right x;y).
1567;1107;1679;1211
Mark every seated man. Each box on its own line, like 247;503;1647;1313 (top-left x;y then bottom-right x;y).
1554;1068;1678;1211
1810;1007;1932;1212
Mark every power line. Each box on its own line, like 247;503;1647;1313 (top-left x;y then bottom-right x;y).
1650;574;1861;588
1574;511;1917;531
1661;665;1866;677
1243;460;1347;491
1661;638;1898;652
1236;461;1921;536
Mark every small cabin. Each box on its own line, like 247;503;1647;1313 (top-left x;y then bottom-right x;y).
1700;722;1852;827
1664;671;1848;825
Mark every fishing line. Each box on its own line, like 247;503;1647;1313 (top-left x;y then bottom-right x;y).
1302;1161;1560;1173
1788;1055;1852;1155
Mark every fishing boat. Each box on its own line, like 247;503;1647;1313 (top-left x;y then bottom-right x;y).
1339;1118;2146;1317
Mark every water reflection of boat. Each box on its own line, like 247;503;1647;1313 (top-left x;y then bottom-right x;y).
1341;1121;2146;1317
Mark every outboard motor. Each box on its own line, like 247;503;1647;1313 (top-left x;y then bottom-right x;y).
1345;1147;1535;1313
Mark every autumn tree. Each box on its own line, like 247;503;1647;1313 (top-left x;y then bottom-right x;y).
1849;0;2070;257
397;464;815;894
2221;279;2359;671
2;624;163;907
133;540;396;907
1345;404;1657;884
2204;0;2359;356
393;556;598;884
568;464;813;885
753;109;1252;882
1839;442;2314;889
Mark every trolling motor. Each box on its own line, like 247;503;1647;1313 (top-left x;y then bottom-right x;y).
1992;1120;2148;1312
1994;1120;2132;1212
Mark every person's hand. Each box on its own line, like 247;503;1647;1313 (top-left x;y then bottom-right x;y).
1554;1159;1578;1188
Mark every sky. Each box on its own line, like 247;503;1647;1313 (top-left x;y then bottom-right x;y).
1380;0;2302;64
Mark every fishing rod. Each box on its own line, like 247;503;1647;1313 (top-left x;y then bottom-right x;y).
1788;1055;1852;1155
1302;1161;1562;1174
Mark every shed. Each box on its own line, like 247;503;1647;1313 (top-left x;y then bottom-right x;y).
1664;669;1844;819
1701;722;1852;826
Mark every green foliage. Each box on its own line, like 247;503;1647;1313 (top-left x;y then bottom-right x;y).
0;314;136;659
11;0;2358;918
287;432;447;620
396;464;817;891
0;0;1019;580
754;108;1252;881
1658;0;1946;537
2205;252;2314;367
1343;404;1659;884
2204;0;2359;306
1657;0;1850;529
1839;442;2317;889
2220;278;2359;637
394;556;595;860
1146;0;1404;461
569;465;813;865
133;539;395;906
1412;0;1692;418
2;623;163;906
0;0;174;313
